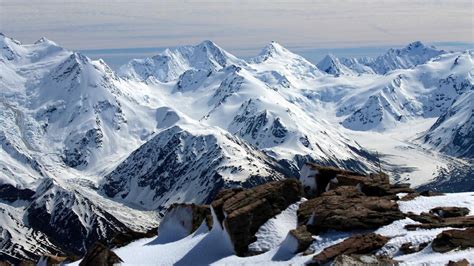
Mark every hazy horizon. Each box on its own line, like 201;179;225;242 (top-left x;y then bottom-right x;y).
1;0;473;68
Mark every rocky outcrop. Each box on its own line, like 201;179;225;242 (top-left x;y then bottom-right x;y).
431;228;474;253
298;186;405;234
0;184;35;202
447;259;470;266
110;227;158;248
312;233;390;265
405;215;474;230
211;179;303;256
399;242;429;254
79;242;122;266
429;207;470;218
333;254;398;266
288;225;313;253
300;163;414;199
168;203;212;232
300;164;360;197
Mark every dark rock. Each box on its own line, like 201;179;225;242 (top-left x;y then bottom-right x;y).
406;212;444;224
405;216;474;230
447;259;470;266
312;233;390;265
401;190;445;201
300;164;361;197
419;190;444;197
110;227;158;248
429;207;470;218
38;255;70;266
333;254;398;266
0;184;35;202
211;179;303;256
399;242;428;254
301;163;414;198
79;242;122;266
298;186;405;234
288;225;313;253
173;203;212;231
432;228;474;253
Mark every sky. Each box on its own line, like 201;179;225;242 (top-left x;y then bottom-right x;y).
1;0;473;68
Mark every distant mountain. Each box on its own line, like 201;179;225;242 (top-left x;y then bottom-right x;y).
317;54;355;76
422;90;473;158
119;40;245;82
368;41;445;74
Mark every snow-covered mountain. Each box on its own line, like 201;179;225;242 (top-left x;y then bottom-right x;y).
317;54;355;76
0;33;472;263
422;90;473;158
119;40;245;82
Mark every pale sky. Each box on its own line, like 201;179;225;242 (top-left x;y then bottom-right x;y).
1;0;473;67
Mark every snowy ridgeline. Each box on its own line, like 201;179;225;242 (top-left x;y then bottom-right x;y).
0;32;473;263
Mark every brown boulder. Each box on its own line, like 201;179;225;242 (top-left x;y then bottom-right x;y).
432;228;474;253
312;233;390;265
429;207;470;218
211;179;303;256
399;242;429;254
447;259;470;266
298;186;405;233
300;164;360;197
405;216;474;230
288;225;313;253
333;254;398;266
79;242;122;266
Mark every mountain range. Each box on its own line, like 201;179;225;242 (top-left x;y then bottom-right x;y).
0;33;472;262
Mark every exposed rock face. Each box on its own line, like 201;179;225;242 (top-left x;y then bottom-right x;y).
298;186;405;233
79;242;122;266
405;216;474;230
288;225;313;253
312;233;390;265
211;179;303;256
0;184;35;202
429;207;470;218
333;254;398;266
300;163;414;199
447;259;470;266
431;228;474;253
299;164;360;197
110;227;158;248
399;242;429;254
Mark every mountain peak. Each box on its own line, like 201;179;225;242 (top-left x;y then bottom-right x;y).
257;41;290;59
34;37;58;46
406;41;425;50
317;54;353;76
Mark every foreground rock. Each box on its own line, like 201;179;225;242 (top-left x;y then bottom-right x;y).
300;164;414;198
432;228;474;253
447;259;470;266
156;203;212;243
333;254;398;266
79;242;122;266
298;186;405;233
405;215;474;230
399;242;429;254
288;225;314;253
429;207;470;218
312;233;390;265
211;179;303;256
